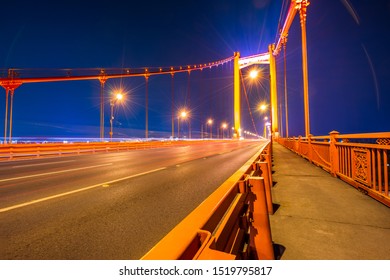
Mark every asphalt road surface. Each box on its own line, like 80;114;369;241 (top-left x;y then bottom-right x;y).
0;140;267;259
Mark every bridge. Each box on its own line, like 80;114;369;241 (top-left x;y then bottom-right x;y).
0;0;389;262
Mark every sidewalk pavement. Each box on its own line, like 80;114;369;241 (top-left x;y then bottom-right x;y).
269;143;390;260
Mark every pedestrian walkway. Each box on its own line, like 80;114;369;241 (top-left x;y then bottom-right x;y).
269;143;390;260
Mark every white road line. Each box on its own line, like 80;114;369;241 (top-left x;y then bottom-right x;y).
0;163;113;183
0;167;166;213
11;160;76;168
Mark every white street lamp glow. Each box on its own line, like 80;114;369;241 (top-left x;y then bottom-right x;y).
116;93;123;101
249;69;259;79
259;103;267;111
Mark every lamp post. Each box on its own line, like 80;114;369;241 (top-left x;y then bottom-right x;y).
257;103;269;138
178;110;188;139
207;118;213;139
263;116;269;138
265;122;271;139
221;123;227;139
110;92;123;141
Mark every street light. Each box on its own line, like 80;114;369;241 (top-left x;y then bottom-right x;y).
264;121;271;139
259;103;267;112
207;118;213;139
249;69;259;80
110;92;124;140
253;103;269;139
177;110;188;139
221;122;227;139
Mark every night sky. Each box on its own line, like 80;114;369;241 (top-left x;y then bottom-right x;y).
0;0;389;140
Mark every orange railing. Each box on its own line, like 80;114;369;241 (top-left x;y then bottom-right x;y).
142;141;274;260
278;132;390;207
0;140;220;161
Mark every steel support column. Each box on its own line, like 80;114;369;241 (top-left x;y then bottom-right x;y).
269;44;278;138
9;89;15;143
4;88;9;144
99;75;107;140
233;52;241;138
283;38;289;138
1;75;22;144
171;72;175;138
297;0;311;137
145;74;149;139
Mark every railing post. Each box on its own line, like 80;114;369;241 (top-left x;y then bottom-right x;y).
308;134;313;163
298;135;302;154
329;130;340;177
259;161;274;215
249;176;274;260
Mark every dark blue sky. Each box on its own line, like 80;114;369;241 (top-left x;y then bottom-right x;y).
0;0;389;139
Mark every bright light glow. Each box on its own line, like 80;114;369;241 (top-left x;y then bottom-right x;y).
222;123;227;129
249;69;259;79
207;119;213;125
180;111;187;118
108;83;129;108
259;103;267;111
116;93;123;101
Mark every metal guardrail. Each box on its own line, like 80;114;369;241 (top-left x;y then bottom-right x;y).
141;141;274;260
278;131;390;207
0;140;221;161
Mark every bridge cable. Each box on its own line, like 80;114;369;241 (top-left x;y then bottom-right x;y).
239;70;259;136
275;0;290;43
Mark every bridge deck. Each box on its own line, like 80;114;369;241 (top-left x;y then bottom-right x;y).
270;143;390;260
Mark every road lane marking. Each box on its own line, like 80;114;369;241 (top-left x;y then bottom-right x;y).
11;160;76;168
0;167;166;213
0;163;113;183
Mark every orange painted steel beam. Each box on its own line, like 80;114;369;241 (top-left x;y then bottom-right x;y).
273;0;298;56
298;0;311;137
0;57;234;85
248;176;274;259
238;52;270;69
0;79;23;144
233;52;241;138
259;161;274;215
269;44;279;137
